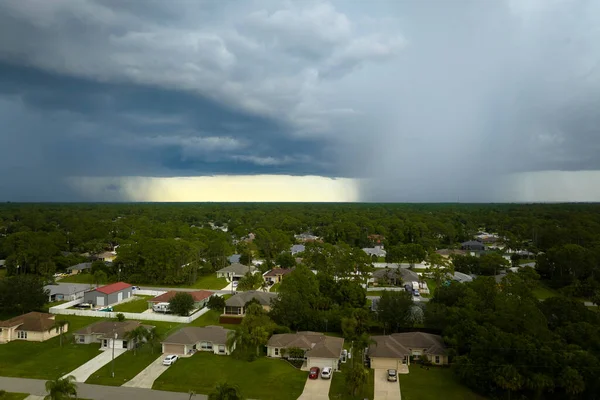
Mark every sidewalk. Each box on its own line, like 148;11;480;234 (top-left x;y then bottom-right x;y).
0;376;205;400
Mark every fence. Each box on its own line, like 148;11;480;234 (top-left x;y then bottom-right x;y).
49;298;211;323
132;289;166;297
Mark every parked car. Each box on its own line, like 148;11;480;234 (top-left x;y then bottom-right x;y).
321;367;332;379
413;290;420;297
232;281;239;288
163;355;178;366
387;369;398;382
308;366;320;379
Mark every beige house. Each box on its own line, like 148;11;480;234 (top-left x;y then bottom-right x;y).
74;320;153;350
94;251;117;263
162;326;234;356
0;312;67;343
368;332;447;370
266;331;344;371
263;268;293;284
216;263;257;282
223;291;276;317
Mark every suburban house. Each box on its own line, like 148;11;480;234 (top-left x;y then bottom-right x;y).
0;312;67;343
368;332;448;369
372;268;420;286
94;251;117;263
294;233;320;242
74;320;153;350
83;282;133;307
216;263;257;282
66;262;92;275
161;325;234;356
148;290;213;310
263;268;293;284
44;282;92;302
290;244;305;255
266;331;345;371
435;249;467;259
221;291;277;323
460;240;486;252
363;245;386;258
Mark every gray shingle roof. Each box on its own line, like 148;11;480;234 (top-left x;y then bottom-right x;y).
44;283;93;296
228;254;241;263
162;326;232;346
74;321;153;340
217;263;257;275
267;332;344;359
69;262;92;271
368;332;446;358
225;291;277;307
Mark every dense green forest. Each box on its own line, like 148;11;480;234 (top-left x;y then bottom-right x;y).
2;203;600;399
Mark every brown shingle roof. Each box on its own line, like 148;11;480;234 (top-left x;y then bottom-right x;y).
74;321;153;340
267;332;344;359
368;332;446;359
264;268;294;278
162;326;232;345
0;312;58;332
149;290;213;304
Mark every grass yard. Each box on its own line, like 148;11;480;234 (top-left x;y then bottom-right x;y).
112;296;153;313
187;274;228;290
86;345;161;386
153;352;306;400
532;282;559;300
329;363;374;400
270;282;281;292
0;393;29;400
188;309;238;330
399;366;486;400
59;274;95;284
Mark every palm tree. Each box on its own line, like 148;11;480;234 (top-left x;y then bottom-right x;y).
124;326;148;355
44;375;77;400
208;382;244;400
144;327;162;354
226;327;246;353
48;319;69;347
260;279;269;292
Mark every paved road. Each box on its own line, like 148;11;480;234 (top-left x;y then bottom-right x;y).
367;296;429;303
122;355;166;388
373;369;401;400
297;376;331;400
64;348;127;382
0;376;205;400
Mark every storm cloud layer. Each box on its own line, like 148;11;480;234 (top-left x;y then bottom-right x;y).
0;0;599;201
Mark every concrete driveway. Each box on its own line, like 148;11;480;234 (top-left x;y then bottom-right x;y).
297;376;331;400
122;355;168;388
374;369;401;400
63;348;127;382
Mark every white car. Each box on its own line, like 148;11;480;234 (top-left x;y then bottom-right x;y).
320;367;332;379
163;355;178;366
232;281;239;288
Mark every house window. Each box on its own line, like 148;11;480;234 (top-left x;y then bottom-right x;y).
78;336;85;343
17;331;27;339
201;341;213;350
435;356;440;364
274;348;279;356
103;339;108;347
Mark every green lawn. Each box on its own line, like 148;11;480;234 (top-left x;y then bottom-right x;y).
59;274;95;284
399;366;486;400
86;345;161;386
112;296;153;313
330;363;374;400
153;352;306;400
270;282;281;292
186;275;228;290
532;283;559;300
0;393;29;400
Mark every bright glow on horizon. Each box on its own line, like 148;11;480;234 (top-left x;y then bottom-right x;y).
68;175;360;202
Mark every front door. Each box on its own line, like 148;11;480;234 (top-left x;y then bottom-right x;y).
122;340;128;349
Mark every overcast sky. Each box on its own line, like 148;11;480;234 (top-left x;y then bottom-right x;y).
1;0;599;202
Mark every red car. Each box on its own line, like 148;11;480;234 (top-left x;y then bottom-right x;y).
309;366;320;379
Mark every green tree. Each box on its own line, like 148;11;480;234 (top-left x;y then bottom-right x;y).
44;375;77;400
208;382;244;400
346;363;369;396
144;327;162;354
48;319;69;347
124;326;148;355
93;270;108;286
0;275;48;315
169;292;195;316
207;295;226;310
377;290;413;332
239;251;252;266
116;313;125;322
275;252;296;268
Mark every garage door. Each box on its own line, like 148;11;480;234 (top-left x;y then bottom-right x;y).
371;358;399;370
97;296;105;306
162;344;185;355
307;357;336;370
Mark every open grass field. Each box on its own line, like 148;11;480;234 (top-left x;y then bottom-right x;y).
329;362;374;400
398;366;486;400
153;352;306;400
532;282;559;300
186;274;228;290
112;296;153;313
0;393;29;400
86;345;161;386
